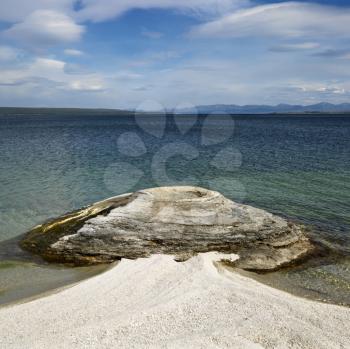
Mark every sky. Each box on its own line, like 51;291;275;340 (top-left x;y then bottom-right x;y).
0;0;349;109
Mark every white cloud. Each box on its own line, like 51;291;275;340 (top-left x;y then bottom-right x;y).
64;48;84;56
69;79;105;92
292;82;349;96
4;10;85;48
191;2;350;39
30;58;66;80
0;57;106;92
0;58;64;86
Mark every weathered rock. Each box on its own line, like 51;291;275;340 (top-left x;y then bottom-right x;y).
20;186;315;271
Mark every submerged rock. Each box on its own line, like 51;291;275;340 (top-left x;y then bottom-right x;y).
20;187;315;271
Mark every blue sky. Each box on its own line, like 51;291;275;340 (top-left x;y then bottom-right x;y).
0;0;349;109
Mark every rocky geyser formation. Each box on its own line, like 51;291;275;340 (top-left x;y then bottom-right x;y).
20;186;315;271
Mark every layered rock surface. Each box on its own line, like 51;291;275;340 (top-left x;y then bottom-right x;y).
20;186;314;271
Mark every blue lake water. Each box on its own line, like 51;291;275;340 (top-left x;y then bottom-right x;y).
0;111;349;305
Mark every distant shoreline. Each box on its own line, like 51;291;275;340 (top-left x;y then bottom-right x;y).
1;106;350;117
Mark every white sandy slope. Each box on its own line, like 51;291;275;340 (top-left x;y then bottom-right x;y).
0;253;349;349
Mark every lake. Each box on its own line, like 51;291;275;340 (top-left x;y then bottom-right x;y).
0;111;349;305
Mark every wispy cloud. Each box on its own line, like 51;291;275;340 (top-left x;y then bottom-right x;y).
190;3;350;39
64;48;84;56
292;82;349;96
75;0;248;22
270;42;320;52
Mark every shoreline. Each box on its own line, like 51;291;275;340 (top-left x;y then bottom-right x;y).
0;259;111;308
2;256;349;310
223;262;350;308
1;252;349;348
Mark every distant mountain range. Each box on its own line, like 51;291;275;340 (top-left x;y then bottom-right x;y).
177;103;350;114
1;103;350;116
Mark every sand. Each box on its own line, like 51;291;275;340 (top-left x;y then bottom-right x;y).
0;252;349;349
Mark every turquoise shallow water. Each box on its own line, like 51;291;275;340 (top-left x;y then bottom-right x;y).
0;111;349;305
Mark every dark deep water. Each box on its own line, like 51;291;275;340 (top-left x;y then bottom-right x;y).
0;111;349;305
